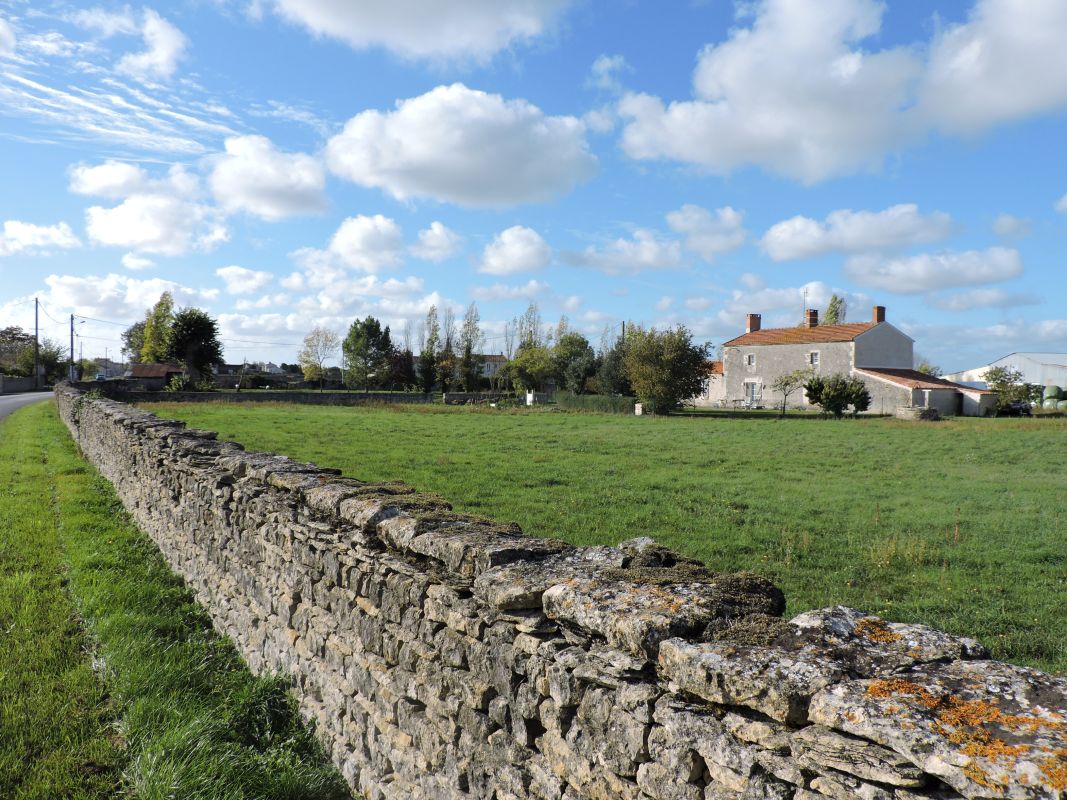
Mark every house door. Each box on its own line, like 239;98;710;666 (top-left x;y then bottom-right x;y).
744;381;760;406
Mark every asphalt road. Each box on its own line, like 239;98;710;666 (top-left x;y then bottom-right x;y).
0;391;51;427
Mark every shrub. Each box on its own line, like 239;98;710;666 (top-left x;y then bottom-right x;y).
555;394;636;414
804;374;871;418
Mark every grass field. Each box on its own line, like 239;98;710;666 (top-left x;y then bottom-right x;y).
0;401;349;800
145;401;1067;674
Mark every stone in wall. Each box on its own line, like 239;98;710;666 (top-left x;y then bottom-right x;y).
55;384;1067;800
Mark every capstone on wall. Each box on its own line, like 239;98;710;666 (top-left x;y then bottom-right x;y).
55;385;1067;800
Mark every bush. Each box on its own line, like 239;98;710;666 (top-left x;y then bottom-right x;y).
804;374;871;418
555;394;636;414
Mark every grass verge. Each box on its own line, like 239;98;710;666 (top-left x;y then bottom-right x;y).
0;400;350;800
146;401;1067;674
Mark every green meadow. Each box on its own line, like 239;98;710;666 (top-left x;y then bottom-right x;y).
146;401;1067;674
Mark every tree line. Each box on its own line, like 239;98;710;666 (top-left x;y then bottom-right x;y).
298;302;711;413
122;292;224;388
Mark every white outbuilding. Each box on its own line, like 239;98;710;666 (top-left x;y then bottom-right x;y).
944;353;1067;388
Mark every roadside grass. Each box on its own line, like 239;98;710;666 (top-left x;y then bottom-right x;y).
146;401;1067;674
0;401;350;800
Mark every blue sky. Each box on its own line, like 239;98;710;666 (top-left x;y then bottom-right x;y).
0;0;1065;371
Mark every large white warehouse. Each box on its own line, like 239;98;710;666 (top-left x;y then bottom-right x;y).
944;352;1067;387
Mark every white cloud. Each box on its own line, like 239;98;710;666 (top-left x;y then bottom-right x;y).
655;296;673;311
761;204;953;261
588;54;631;93
684;297;713;311
562;229;682;275
991;214;1031;238
617;0;1067;184
844;247;1023;294
929;288;1041;311
121;252;155;271
209;135;325;220
618;0;921;183
117;10;187;80
0;220;81;257
216;265;274;295
710;280;870;335
86;195;226;256
44;272;212;321
0;18;16;58
919;0;1067;135
235;293;289;311
70;161;149;198
665;204;746;261
739;272;766;291
563;295;582;312
271;0;574;62
71;8;139;37
479;226;551;275
316;214;404;273
1056;194;1067;213
472;279;549;302
410;221;463;262
326;83;596;207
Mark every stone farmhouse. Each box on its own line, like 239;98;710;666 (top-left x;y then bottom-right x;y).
720;305;996;416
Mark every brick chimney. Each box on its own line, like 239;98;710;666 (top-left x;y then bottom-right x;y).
805;309;819;328
746;313;761;333
873;305;886;323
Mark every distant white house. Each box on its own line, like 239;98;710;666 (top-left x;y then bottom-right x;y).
944;353;1067;389
721;305;996;416
478;354;508;380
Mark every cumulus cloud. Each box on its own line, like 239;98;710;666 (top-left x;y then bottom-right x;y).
919;0;1067;134
70;160;149;198
844;247;1023;294
929;288;1042;311
472;279;549;302
121;253;155;271
991;214;1031;238
235;293;289;311
479;226;551;275
326;84;596;207
410;221;463;262
617;0;1067;183
271;0;574;62
655;296;673;311
665;205;746;261
1056;194;1067;213
0;18;16;58
0;220;81;257
710;280;871;335
70;8;139;37
618;0;921;182
216;265;273;295
588;54;631;93
209;135;326;220
761;204;953;261
44;272;212;320
562;229;682;275
86;194;226;256
116;10;187;80
328;215;404;272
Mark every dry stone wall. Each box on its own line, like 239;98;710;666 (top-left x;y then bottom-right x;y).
55;385;1066;800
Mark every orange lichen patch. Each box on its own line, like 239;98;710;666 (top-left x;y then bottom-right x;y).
1039;756;1067;791
853;617;903;644
960;740;1030;761
866;679;941;709
962;761;1008;792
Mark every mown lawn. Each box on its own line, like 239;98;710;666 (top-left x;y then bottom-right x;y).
147;401;1067;674
0;401;349;800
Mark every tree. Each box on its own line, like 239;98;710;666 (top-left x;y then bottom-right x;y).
516;303;543;351
983;366;1041;413
771;368;814;416
824;294;847;325
121;320;145;364
13;336;65;382
914;356;942;377
458;303;484;392
418;306;440;393
804;374;871;418
343;316;393;392
622;325;709;414
554;332;596;394
437;307;458;391
140;291;174;363
502;345;554;392
389;348;418;390
0;326;34;374
298;326;339;390
596;333;631;396
165;308;224;384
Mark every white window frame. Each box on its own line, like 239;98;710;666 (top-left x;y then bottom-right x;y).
746;353;756;366
808;351;820;367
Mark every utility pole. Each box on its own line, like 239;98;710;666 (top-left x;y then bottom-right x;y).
34;297;40;389
69;314;75;382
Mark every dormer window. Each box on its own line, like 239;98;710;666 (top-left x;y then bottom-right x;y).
746;354;756;366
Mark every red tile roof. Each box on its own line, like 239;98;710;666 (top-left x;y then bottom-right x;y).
855;368;989;392
723;322;877;347
705;360;724;375
128;363;183;378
